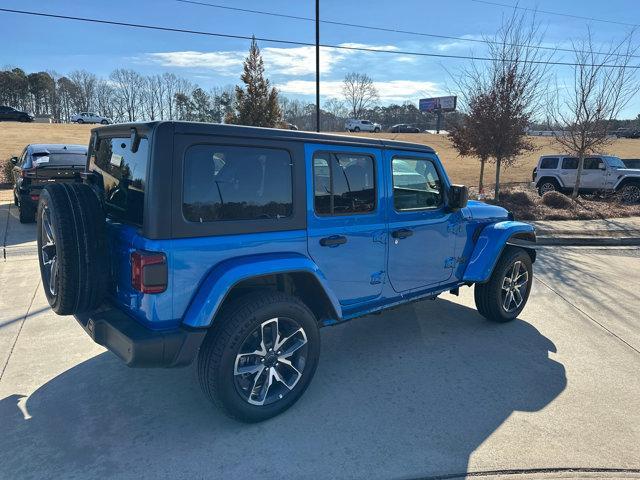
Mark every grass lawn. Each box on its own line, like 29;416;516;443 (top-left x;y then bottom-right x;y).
2;122;640;188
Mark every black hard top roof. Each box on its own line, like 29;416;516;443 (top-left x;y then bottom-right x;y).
93;121;436;153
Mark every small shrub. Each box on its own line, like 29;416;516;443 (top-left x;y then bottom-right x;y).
541;191;573;210
502;190;535;206
2;157;15;184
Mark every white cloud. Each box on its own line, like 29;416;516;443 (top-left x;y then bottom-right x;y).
147;50;244;75
146;42;409;77
275;79;443;104
434;35;484;52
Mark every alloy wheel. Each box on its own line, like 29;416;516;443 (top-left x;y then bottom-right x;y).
234;317;308;406
621;184;640;203
40;206;58;296
540;182;556;194
501;260;529;313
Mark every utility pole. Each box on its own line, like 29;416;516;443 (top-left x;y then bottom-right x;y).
315;0;320;132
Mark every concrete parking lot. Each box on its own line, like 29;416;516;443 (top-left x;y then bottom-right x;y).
1;194;639;480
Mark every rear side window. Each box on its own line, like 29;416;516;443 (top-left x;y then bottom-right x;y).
91;137;149;226
183;145;293;222
562;158;578;170
540;157;558;169
313;152;376;215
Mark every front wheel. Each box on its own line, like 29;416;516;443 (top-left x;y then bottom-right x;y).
76;119;84;124
620;183;640;203
474;247;533;322
353;127;360;132
100;119;109;125
198;292;320;422
374;127;380;133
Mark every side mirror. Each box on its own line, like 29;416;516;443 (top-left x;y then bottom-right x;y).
10;157;18;165
449;185;469;210
599;163;606;170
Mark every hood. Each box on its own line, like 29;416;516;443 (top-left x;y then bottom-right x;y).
466;200;510;222
615;167;640;175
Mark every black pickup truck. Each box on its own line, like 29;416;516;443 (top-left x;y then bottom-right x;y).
11;144;88;223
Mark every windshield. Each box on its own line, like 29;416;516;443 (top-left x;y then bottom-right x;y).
605;156;626;168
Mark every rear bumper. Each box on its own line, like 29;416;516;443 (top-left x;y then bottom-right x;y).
74;305;207;368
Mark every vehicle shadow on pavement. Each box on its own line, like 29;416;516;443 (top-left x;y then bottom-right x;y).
0;299;566;479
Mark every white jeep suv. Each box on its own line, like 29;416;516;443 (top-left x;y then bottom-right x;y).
345;119;381;133
533;155;640;202
70;112;111;124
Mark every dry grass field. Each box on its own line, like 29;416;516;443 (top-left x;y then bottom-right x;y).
2;122;640;186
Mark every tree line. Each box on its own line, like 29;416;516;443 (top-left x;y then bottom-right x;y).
0;42;453;131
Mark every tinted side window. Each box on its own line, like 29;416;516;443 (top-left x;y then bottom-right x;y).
313;152;376;215
91;137;149;226
540;157;559;169
183;145;293;222
584;158;603;170
392;157;442;210
562;158;578;170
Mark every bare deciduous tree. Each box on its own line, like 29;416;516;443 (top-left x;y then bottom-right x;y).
547;29;639;199
69;70;97;113
449;10;551;200
110;69;144;122
342;73;378;118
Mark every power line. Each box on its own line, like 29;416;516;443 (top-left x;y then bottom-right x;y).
471;0;640;28
175;0;640;59
1;7;639;69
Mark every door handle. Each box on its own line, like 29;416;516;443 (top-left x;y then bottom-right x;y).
391;228;413;239
319;235;347;247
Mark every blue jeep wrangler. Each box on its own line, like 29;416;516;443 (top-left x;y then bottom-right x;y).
36;122;536;422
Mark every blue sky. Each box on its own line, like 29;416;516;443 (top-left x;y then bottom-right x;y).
2;0;640;117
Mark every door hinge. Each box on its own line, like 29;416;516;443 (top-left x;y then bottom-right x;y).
447;223;462;235
445;257;467;269
370;271;385;285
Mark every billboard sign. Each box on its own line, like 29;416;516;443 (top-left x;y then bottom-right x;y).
419;96;457;113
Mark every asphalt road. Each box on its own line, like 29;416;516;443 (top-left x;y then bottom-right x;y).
1;196;639;480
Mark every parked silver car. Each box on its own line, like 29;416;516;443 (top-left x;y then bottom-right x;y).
70;112;111;124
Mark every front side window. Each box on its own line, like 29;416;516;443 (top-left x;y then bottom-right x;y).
540;157;559;169
313;152;376;215
91;136;149;226
392;157;442;211
183;145;293;223
562;158;579;170
583;158;603;170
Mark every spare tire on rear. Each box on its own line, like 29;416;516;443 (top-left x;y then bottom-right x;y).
37;183;109;315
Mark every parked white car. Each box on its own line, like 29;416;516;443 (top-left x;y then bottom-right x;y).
532;154;640;202
70;112;111;124
345;119;381;133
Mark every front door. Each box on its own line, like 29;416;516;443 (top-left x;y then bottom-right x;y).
385;151;457;292
580;157;606;190
306;144;386;306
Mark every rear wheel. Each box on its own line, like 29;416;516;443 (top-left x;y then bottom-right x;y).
18;202;35;223
537;179;559;196
76;119;84;124
198;292;320;422
474;247;533;323
37;183;108;314
100;119;109;125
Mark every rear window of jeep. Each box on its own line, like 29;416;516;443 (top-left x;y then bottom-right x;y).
183;144;293;222
91;137;149;226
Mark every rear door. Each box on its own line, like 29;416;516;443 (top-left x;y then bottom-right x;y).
559;157;578;188
385;151;457;292
306;144;386;306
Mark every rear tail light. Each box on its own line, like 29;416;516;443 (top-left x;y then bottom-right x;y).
131;250;167;294
30;194;39;201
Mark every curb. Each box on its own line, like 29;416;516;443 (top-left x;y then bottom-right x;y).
537;236;640;246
